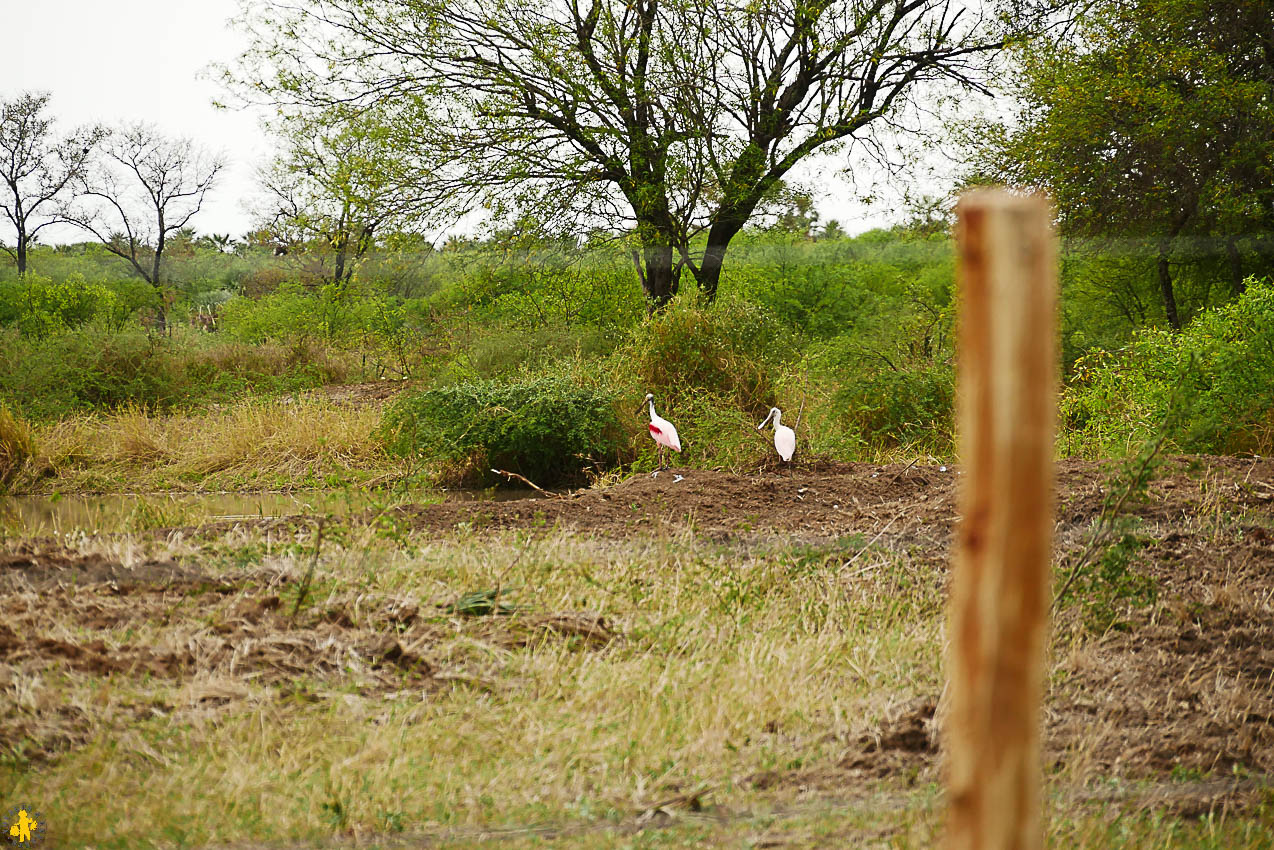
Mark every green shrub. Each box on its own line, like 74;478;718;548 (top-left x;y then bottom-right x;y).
0;273;134;337
0;325;347;418
617;296;789;417
379;375;627;486
455;324;614;379
220;283;397;345
1062;276;1274;456
833;360;955;453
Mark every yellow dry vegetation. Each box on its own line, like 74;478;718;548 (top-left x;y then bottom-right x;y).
23;397;404;492
0;404;37;491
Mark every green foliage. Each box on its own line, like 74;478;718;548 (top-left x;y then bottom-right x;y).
0;326;345;418
617;295;789;417
379;375;627;486
833;359;954;452
1070;529;1158;632
453;323;614;380
219;283;384;344
1063;277;1274;455
0;273;142;337
970;0;1274;328
1056;437;1168;632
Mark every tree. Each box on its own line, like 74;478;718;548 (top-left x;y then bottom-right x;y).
228;0;1016;309
969;0;1274;330
62;124;224;329
256;106;439;288
0;91;102;275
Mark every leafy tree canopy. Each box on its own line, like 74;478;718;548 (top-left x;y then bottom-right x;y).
968;0;1274;326
225;0;1033;308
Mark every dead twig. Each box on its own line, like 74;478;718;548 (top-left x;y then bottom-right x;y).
793;372;808;433
290;518;326;625
888;458;919;483
491;468;558;496
842;513;901;569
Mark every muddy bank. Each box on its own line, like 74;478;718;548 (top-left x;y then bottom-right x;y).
384;456;1274;541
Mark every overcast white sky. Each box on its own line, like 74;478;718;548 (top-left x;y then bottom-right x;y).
4;0;267;242
4;0;904;244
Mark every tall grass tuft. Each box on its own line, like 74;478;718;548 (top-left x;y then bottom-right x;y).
0;403;36;491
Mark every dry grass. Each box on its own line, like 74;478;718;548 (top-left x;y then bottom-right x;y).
4;482;1273;848
4;528;948;847
20;396;409;493
0;403;37;491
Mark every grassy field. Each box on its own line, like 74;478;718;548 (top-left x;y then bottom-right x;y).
4;458;1272;848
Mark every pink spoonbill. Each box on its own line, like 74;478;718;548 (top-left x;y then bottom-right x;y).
757;407;796;462
640;392;682;471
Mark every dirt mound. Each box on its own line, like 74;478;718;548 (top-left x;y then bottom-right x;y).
377;456;1273;543
389;461;957;541
840;699;939;779
0;545;219;591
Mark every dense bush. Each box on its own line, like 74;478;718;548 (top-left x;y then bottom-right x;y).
1062;277;1274;455
450;323;615;379
9;227;1269;476
0;273;148;337
0;326;346;418
219;283;380;344
617;295;789;417
379;375;627;486
833;360;955;452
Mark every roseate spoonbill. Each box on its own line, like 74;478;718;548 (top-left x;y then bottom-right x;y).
757;407;796;462
640;392;682;471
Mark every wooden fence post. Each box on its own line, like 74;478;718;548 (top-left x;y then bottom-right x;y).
946;189;1057;850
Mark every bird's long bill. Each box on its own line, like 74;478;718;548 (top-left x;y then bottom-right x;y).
757;409;774;430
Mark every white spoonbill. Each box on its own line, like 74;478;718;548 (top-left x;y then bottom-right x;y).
640;392;682;471
757;407;796;462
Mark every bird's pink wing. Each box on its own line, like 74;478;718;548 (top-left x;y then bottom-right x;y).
666;423;682;452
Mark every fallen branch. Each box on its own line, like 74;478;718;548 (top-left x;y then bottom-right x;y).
491;468;557;496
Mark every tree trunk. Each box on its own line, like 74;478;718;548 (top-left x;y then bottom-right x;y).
696;217;746;304
1226;237;1246;297
15;232;27;277
641;242;677;311
1157;248;1181;331
333;241;348;287
151;230;167;334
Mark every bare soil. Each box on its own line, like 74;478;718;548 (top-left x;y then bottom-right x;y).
5;455;1274;814
386;456;1274;543
317;379;411;407
0;547;615;762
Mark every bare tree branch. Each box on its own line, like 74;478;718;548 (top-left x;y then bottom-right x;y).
61;123;224;330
